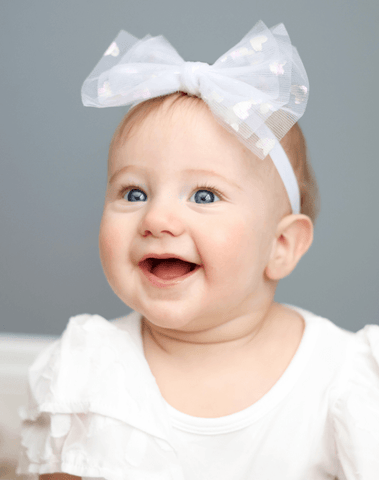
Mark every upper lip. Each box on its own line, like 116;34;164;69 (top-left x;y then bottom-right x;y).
138;253;198;265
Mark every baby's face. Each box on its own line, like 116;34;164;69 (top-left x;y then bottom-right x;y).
99;98;288;333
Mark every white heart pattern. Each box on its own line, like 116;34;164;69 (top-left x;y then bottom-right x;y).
104;41;120;57
233;99;258;120
250;35;268;52
256;137;276;156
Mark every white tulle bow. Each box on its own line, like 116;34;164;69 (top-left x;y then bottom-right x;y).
81;20;309;214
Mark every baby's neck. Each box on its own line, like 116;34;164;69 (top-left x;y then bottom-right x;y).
141;303;305;417
141;302;287;369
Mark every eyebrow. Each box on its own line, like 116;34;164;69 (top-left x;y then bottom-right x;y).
109;165;242;191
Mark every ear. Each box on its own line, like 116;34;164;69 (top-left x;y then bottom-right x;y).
265;214;314;281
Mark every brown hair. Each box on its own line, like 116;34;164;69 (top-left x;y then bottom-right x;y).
108;92;321;226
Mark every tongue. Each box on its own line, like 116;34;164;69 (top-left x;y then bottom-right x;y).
151;259;192;280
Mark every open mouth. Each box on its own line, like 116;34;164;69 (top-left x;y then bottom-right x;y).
140;258;198;280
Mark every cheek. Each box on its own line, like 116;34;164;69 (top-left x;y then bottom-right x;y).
226;219;253;263
214;213;271;269
99;215;126;267
200;215;251;269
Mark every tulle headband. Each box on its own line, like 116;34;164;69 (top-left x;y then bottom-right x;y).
81;20;309;215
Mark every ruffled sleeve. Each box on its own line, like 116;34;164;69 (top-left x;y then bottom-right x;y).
331;324;379;480
16;313;185;480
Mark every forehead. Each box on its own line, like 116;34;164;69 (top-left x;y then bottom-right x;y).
109;98;267;186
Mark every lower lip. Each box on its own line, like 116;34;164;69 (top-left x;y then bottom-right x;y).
139;263;202;288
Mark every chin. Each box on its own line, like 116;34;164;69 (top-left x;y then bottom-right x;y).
141;306;198;332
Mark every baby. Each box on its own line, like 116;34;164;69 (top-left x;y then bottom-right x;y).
17;20;379;480
100;91;314;418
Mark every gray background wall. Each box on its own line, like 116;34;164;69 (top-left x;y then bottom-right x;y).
1;0;378;336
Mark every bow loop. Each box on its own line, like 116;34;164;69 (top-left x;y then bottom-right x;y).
125;34;184;67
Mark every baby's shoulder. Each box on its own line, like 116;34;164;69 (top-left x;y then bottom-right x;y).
338;322;379;381
320;315;379;364
289;305;379;392
27;312;149;407
19;312;183;479
321;318;379;406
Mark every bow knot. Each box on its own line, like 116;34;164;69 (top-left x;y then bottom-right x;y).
179;61;211;96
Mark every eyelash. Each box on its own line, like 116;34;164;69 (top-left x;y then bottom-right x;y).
118;182;223;201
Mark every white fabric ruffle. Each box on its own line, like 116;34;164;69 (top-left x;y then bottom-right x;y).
332;324;379;479
16;313;185;480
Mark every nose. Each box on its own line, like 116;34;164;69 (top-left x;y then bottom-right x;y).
139;197;185;238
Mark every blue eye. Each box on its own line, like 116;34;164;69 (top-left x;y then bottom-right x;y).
190;187;220;204
119;183;222;204
123;187;146;202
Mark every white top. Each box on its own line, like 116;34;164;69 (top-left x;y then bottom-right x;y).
17;304;379;480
